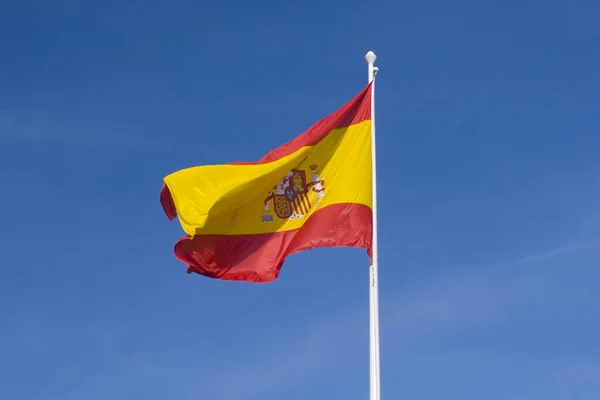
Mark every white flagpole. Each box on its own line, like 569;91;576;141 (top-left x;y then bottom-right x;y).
365;50;381;400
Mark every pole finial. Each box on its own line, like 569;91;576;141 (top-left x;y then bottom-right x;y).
365;51;377;65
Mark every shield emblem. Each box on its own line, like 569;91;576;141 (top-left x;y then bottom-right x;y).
273;195;293;219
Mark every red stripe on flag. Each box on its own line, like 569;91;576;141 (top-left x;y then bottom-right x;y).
173;203;373;283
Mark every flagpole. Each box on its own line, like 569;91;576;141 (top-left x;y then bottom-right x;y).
365;50;380;400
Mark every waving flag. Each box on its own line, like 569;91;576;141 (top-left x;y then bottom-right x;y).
161;82;373;282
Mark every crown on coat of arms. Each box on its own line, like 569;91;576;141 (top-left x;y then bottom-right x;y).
309;164;318;171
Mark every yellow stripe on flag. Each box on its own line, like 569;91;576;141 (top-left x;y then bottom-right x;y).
164;119;372;236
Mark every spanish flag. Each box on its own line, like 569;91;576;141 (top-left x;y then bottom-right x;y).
160;82;373;282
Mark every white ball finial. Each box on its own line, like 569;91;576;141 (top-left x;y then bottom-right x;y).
365;51;377;64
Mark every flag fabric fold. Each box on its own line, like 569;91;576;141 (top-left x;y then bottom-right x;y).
161;82;373;282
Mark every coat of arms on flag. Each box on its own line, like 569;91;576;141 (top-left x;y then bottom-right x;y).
262;164;325;221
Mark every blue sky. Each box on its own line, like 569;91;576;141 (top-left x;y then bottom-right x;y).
1;0;599;398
